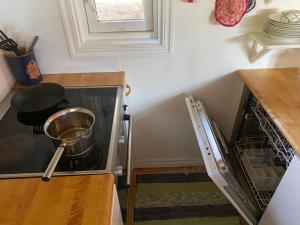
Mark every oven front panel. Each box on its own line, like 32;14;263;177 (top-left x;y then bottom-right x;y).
115;113;133;223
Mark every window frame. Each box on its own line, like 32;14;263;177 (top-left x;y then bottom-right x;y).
58;0;173;57
86;0;154;33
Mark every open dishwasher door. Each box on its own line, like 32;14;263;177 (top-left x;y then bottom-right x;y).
185;96;259;225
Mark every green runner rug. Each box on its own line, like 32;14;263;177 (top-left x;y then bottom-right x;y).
135;216;240;225
133;173;240;224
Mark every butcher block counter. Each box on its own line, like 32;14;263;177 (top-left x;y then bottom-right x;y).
0;174;115;225
14;71;126;88
238;67;300;156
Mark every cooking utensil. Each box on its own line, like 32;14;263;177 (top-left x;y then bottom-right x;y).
0;30;8;41
18;46;27;55
28;36;39;53
16;100;69;135
0;30;21;56
0;32;4;41
11;83;67;134
42;108;96;181
215;0;248;27
11;83;65;113
6;28;27;55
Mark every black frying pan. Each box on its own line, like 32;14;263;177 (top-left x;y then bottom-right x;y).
11;83;65;113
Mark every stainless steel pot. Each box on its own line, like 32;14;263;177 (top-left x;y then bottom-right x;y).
42;107;95;181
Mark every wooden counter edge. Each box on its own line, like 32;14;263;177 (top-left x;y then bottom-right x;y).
105;174;115;225
0;174;115;225
238;67;299;76
13;71;126;89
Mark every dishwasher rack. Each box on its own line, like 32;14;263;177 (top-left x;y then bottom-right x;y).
233;96;295;211
250;97;294;168
234;137;274;211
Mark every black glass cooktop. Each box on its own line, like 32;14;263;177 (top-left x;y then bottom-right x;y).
0;87;117;175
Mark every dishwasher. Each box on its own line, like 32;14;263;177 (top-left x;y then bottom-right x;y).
185;87;295;225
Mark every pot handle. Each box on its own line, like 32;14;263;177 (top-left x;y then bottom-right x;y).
42;143;66;181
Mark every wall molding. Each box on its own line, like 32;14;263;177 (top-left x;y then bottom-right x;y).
133;158;204;168
57;0;174;58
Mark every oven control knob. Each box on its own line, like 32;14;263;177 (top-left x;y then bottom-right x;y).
114;166;123;176
119;136;125;144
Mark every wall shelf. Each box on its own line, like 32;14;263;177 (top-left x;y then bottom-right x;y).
249;32;300;63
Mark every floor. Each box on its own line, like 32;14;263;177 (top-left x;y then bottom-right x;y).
124;166;246;225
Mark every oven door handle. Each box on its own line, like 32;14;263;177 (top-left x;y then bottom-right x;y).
124;114;133;187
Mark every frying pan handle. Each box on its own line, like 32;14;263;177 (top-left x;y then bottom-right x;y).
42;143;66;181
55;98;70;110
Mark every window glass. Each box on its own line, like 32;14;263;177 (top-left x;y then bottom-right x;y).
95;0;145;22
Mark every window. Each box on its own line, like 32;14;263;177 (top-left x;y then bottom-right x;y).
58;0;173;57
96;0;145;21
87;0;153;33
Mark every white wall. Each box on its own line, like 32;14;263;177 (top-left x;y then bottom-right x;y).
1;0;300;167
0;22;15;102
0;54;14;103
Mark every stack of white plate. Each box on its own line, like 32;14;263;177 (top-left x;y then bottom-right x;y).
263;10;300;41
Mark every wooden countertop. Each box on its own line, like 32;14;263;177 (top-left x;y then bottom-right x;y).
14;71;126;89
238;67;300;155
0;174;114;225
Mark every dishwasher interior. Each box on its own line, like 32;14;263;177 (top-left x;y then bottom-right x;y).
228;92;295;215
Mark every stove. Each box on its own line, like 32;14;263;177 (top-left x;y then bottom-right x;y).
0;86;124;178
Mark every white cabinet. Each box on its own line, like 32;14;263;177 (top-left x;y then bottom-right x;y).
111;185;124;225
259;156;300;225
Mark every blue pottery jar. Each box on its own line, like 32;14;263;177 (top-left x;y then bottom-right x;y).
4;51;42;86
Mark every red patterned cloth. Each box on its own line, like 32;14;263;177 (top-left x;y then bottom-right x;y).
215;0;248;27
